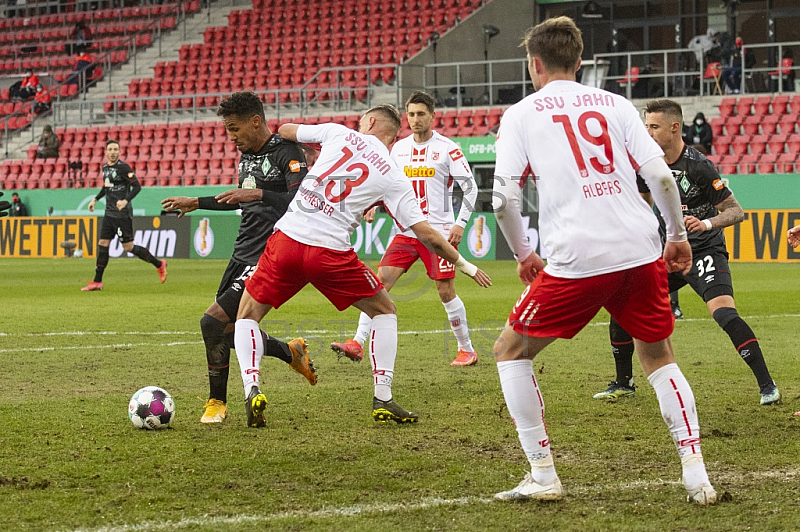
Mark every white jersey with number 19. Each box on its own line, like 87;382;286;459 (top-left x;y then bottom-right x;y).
275;123;427;251
494;80;665;279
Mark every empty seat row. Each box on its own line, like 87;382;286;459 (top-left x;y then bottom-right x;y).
713;133;800;156
708;153;800;174
719;95;800;117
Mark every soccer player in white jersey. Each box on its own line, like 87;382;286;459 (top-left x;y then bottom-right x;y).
331;91;481;367
216;104;491;427
490;17;716;505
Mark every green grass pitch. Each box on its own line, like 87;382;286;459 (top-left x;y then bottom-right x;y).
0;258;798;531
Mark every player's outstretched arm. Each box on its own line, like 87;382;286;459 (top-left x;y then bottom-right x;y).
410;220;491;287
788;225;800;249
161;196;199;218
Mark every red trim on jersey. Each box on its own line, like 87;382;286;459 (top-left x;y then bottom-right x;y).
518;163;534;188
626;150;641;171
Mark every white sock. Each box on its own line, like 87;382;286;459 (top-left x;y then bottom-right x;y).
497;359;558;485
443;295;474;352
648;363;710;489
233;319;263;399
369;314;397;401
353;312;372;345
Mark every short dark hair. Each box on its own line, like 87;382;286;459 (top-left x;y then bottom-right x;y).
11;192;19;197
405;91;435;113
644;99;684;123
217;91;266;121
106;139;120;148
363;103;402;130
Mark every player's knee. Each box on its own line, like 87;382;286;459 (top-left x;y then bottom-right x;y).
121;241;134;252
712;307;739;329
200;313;226;338
609;317;633;344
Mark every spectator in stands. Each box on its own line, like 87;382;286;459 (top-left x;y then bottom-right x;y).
9;193;28;216
70;21;93;55
34;86;52;115
720;36;745;94
10;70;40;101
688;28;716;67
707;30;734;66
37;125;60;159
769;49;795;92
67;52;95;89
682;112;713;155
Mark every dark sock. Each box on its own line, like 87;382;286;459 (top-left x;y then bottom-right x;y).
609;317;635;387
130;244;161;267
201;313;230;402
262;330;293;364
713;307;774;390
94;245;109;282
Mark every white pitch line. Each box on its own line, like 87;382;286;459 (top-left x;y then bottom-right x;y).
3;312;798;340
60;466;800;532
3;313;798;354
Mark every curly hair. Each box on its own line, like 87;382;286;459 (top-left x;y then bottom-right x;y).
217;91;266;121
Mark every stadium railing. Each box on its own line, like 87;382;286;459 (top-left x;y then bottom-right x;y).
592;41;799;100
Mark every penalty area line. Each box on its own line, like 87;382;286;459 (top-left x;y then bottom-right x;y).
58;466;800;532
62;496;494;532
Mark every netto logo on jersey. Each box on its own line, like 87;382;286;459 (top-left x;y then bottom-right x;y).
404;166;435;178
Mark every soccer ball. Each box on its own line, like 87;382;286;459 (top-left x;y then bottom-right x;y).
128;386;175;430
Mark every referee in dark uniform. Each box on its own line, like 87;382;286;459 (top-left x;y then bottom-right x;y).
594;99;780;406
82;139;167;291
162;91;317;427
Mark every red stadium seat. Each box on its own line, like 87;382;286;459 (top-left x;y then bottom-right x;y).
742;116;761;136
720;155;738;175
760;114;780;136
776;153;796;173
750;135;768;156
772;95;790;115
767;134;787;154
718;98;735;118
735;97;753;116
756;153;776;174
724;115;743;136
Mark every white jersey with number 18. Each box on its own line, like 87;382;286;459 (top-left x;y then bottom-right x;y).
275;123;426;251
494;80;665;279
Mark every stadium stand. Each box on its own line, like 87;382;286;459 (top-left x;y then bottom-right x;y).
0;103;508;190
105;0;485;113
710;93;800;174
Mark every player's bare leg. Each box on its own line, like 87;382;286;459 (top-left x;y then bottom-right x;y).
706;295;780;405
437;279;477;366
352;290;418;423
492;325;562;501
635;337;717;505
332;265;405;362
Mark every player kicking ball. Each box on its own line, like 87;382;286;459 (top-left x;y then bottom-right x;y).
331;91;481;367
217;104;491;427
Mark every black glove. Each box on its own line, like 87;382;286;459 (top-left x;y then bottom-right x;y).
0;192;11;218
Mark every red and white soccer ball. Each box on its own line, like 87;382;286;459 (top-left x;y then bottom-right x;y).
128;386;175;430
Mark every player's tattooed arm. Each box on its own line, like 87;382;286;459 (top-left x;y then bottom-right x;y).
684;195;743;232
